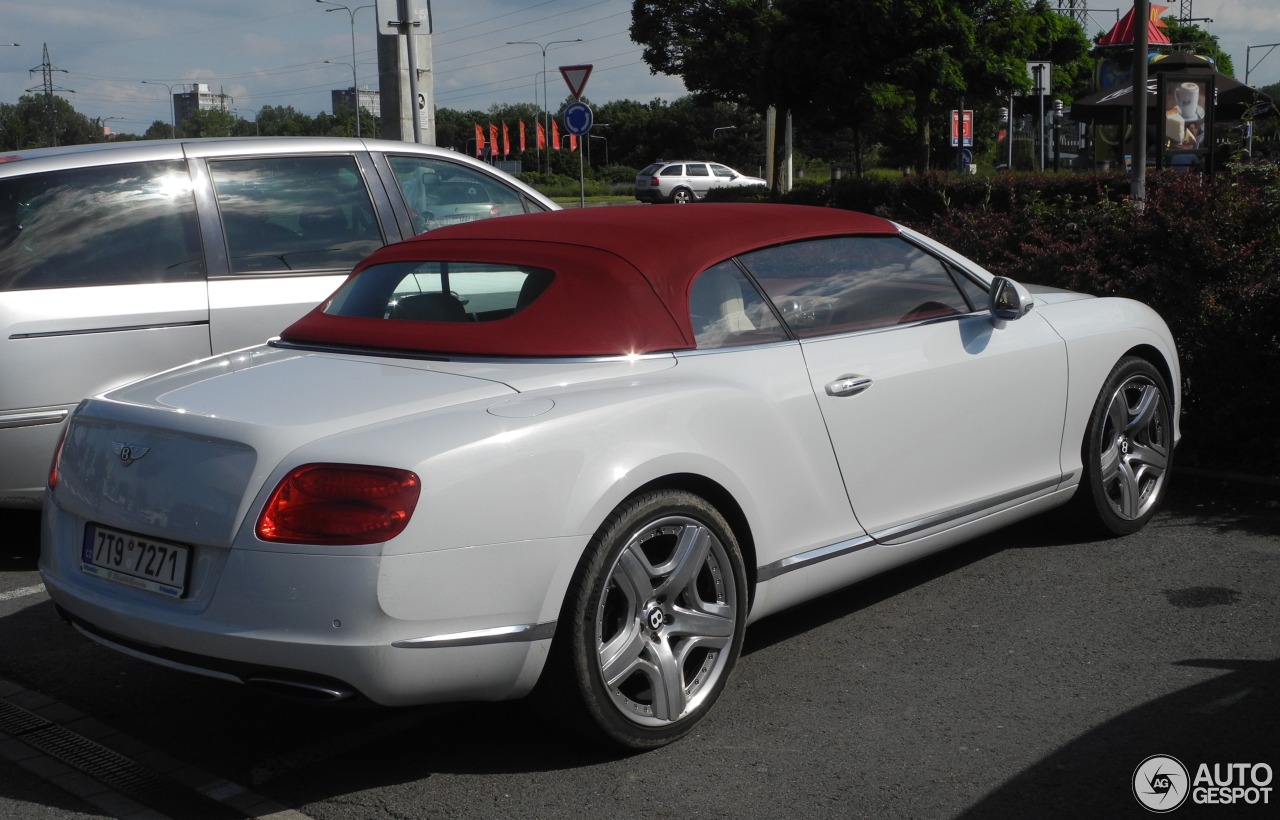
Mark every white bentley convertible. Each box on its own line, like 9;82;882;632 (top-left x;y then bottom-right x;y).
40;204;1179;749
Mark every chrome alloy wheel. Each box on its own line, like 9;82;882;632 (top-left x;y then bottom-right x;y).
595;515;740;727
1097;373;1171;522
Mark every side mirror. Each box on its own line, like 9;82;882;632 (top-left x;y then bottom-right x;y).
989;276;1034;328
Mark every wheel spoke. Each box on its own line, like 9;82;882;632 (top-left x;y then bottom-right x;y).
646;634;687;721
1130;440;1169;474
669;601;735;641
1099;436;1122;484
1114;460;1141;518
1126;382;1162;435
611;547;656;604
599;625;649;687
654;524;711;601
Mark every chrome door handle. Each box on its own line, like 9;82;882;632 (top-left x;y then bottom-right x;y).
825;375;872;397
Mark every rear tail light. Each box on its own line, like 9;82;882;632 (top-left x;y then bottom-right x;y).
257;464;421;545
48;423;70;490
649;177;660;187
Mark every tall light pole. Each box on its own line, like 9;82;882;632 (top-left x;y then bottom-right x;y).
142;80;179;138
507;38;581;174
317;1;373;138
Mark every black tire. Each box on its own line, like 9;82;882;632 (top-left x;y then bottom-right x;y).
670;187;694;204
535;490;747;750
1073;356;1174;536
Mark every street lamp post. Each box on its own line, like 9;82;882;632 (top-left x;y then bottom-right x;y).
141;80;179;138
317;1;374;138
590;133;608;166
507;38;582;175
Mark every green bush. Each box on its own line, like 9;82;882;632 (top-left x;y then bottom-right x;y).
777;166;1280;475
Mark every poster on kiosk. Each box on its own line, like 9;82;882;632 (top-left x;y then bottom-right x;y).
1160;73;1214;172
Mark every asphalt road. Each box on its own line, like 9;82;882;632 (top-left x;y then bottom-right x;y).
1;477;1277;820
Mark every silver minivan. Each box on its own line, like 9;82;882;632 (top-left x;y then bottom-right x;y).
0;137;557;508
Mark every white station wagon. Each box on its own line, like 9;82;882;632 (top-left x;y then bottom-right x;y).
0;136;556;508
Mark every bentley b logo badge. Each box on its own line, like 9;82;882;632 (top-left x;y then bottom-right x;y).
111;441;151;467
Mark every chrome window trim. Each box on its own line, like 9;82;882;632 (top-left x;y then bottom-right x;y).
0;408;69;429
269;338;682;366
9;320;209;341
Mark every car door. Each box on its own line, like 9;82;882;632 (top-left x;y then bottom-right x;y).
684;163;713;199
0;156;209;502
196;150;387;353
739;235;1069;541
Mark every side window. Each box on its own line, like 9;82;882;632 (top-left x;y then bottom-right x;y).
387;156;529;236
659;165;684;177
686;164;709;177
689;261;788;349
0;161;204;291
711;164;734;179
738;236;971;339
209;155;382;275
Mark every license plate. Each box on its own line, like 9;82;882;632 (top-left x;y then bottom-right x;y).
81;524;190;598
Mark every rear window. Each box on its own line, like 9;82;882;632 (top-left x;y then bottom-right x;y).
659;165;684;176
0;160;204;291
323;261;554;323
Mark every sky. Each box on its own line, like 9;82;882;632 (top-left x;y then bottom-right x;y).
1;0;1278;136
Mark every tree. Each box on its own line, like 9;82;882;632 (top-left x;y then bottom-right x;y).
0;94;98;149
631;1;1093;175
181;108;237;138
1159;16;1234;77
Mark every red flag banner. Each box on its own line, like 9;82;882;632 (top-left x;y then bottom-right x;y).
519;121;527;153
489;123;498;154
502;123;510;157
474;124;485;156
537;121;546;149
552;119;560;150
569;134;578;152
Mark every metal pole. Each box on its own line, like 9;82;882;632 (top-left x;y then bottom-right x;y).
1132;0;1149;206
142;80;178;138
507;39;581;176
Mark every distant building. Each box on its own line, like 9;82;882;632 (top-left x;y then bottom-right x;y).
332;87;381;119
173;83;232;125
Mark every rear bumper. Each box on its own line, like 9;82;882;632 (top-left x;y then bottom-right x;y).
39;501;579;707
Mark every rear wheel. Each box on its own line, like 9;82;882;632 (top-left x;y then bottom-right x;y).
670;187;694;204
1074;356;1173;535
537;490;747;749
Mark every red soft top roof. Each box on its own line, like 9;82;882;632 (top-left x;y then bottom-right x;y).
282;203;899;357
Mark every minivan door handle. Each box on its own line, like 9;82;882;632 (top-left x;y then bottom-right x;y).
825;375;872;397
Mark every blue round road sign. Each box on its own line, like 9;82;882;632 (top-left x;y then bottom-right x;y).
564;101;593;136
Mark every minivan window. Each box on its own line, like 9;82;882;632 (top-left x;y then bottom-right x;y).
209;155;382;274
386;155;530;236
0;161;204;291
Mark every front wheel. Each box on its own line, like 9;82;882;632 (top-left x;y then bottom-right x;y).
1074;356;1174;535
537;490;747;749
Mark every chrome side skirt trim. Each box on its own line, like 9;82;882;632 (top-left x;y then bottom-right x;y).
758;536;876;582
392;621;557;649
870;476;1063;543
758;476;1064;582
0;409;69;429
